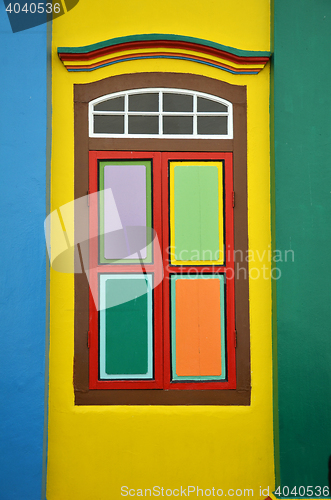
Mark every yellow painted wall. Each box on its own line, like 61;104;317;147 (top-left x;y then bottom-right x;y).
48;1;272;498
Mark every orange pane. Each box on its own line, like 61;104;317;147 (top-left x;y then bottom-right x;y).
175;279;222;376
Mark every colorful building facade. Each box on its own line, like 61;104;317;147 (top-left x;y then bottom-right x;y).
1;1;331;498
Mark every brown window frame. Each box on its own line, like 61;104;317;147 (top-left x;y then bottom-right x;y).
74;72;250;405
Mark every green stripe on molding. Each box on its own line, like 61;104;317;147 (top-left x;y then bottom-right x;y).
57;33;271;58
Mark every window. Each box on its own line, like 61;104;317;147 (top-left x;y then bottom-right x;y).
88;150;235;392
89;89;233;139
74;72;250;405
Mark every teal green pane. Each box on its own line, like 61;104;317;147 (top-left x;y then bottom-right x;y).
105;278;148;375
174;166;219;261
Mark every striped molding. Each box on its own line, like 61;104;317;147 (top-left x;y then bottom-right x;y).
58;33;271;74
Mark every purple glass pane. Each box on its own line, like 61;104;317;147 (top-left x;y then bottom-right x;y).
104;165;147;259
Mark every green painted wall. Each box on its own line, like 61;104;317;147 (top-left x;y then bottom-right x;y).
273;0;331;491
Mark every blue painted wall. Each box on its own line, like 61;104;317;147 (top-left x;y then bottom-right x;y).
0;4;48;499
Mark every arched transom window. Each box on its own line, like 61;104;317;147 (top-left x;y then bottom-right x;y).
89;88;233;139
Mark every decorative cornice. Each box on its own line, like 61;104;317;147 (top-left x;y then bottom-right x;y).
58;34;271;75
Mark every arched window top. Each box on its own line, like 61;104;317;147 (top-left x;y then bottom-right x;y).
89;88;233;139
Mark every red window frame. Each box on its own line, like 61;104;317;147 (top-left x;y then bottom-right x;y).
88;151;163;389
88;150;235;390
